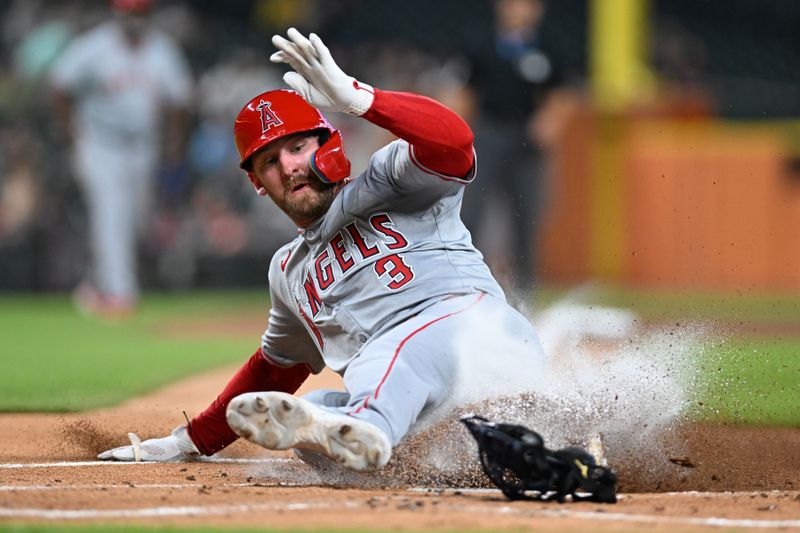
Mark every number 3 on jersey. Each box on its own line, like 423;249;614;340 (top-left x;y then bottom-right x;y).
374;254;414;290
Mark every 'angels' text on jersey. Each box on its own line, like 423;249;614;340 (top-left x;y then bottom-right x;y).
296;212;414;317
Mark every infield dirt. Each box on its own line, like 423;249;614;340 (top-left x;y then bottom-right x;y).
2;364;799;531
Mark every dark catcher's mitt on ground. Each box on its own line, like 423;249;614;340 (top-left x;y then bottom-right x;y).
461;415;618;503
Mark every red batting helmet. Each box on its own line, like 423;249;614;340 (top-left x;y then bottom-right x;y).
235;90;351;183
235;90;332;169
111;0;153;13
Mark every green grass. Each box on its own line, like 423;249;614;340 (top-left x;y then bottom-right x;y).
692;337;800;426
0;291;267;412
532;282;800;323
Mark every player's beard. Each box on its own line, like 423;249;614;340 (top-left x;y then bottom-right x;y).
273;177;337;225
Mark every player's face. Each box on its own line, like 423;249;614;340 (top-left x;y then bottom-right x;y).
250;132;336;227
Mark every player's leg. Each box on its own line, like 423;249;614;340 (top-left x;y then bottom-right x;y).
301;388;350;408
114;145;156;306
225;295;484;471
227;293;546;471
72;142;102;294
106;149;139;303
343;291;546;445
225;294;474;471
72;141;136;309
129;146;157;238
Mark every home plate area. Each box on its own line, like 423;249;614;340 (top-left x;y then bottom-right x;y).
2;457;799;531
2;361;799;531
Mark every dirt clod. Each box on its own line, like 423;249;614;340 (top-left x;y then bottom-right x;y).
668;455;695;468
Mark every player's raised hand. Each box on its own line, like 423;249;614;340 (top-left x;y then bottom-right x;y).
270;28;374;116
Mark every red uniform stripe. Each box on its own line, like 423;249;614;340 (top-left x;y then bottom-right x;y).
352;292;486;414
298;305;324;350
280;249;292;271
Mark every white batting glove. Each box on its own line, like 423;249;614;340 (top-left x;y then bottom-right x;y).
270;27;375;116
97;426;201;462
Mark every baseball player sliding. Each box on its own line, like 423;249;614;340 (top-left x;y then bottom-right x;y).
99;28;546;471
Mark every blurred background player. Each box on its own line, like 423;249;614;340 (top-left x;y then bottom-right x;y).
48;0;193;317
461;0;563;298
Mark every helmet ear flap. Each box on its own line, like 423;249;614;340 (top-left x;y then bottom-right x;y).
309;130;351;184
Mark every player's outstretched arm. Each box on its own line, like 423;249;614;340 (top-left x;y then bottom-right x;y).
98;349;310;461
97;425;201;462
271;28;474;178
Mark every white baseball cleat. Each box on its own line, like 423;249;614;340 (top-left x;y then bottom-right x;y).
226;391;391;472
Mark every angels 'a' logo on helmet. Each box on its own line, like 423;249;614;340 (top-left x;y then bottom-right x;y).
256;100;283;133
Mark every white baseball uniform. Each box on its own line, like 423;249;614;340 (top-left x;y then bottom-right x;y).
50;20;192;301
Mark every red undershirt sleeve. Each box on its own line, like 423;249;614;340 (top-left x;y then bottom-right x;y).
362;89;474;179
187;348;311;456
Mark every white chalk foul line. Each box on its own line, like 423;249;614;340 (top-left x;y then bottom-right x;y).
5;483;787;500
0;483;468;493
0;457;290;469
456;504;800;529
2;460;797;528
1;497;799;528
0;500;360;520
0;482;304;492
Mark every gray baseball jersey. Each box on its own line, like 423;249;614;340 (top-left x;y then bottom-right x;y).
261;139;504;374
